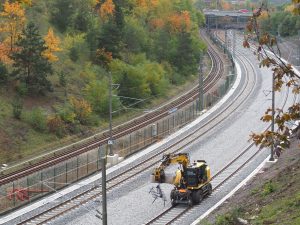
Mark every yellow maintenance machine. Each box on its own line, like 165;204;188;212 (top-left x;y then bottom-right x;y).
152;153;212;206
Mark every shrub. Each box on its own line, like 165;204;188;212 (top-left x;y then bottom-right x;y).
16;82;28;96
12;98;23;119
58;71;67;87
47;115;66;137
69;47;79;62
58;106;76;124
69;96;92;125
26;107;47;132
84;113;100;126
262;181;277;196
215;208;242;225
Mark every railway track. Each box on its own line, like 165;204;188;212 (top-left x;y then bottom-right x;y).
0;31;225;187
18;31;256;225
143;32;296;225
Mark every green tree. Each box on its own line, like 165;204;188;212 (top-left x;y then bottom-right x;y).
279;15;295;36
152;29;177;63
84;79;120;115
0;62;8;84
123;16;149;53
110;59;151;105
172;32;201;76
10;22;53;95
50;0;74;32
98;0;125;58
98;19;123;58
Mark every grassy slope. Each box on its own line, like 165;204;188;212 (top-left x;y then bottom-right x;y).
0;1;209;164
203;140;300;225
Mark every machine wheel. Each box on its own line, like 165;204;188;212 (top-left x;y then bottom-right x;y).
170;189;176;199
171;199;177;207
207;183;213;195
170;189;176;206
188;197;193;207
192;190;203;204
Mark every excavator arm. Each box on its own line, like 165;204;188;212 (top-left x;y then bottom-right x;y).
152;153;189;183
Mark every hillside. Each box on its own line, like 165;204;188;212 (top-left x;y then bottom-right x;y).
0;0;207;164
203;139;300;225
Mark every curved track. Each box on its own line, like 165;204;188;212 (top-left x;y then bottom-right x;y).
0;32;224;187
143;31;296;225
19;32;256;225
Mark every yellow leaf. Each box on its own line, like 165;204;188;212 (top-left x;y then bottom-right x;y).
261;114;272;122
42;28;61;62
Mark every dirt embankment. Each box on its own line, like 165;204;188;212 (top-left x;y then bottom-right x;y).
203;138;300;225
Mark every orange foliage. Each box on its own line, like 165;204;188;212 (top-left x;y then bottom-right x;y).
260;10;269;19
69;96;92;122
0;40;12;64
135;0;159;13
42;28;61;62
168;11;191;33
168;13;181;32
99;0;115;20
181;11;191;31
0;1;25;51
149;18;165;30
150;0;159;8
221;1;232;11
137;0;147;8
47;115;65;134
257;10;269;22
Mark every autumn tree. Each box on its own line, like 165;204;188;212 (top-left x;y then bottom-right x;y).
47;115;66;137
244;1;300;154
69;96;92;124
0;40;12;64
10;22;53;95
42;28;61;62
0;1;25;51
99;0;115;21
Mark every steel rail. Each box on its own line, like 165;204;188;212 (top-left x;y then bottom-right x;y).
0;32;224;186
144;31;295;225
18;33;252;225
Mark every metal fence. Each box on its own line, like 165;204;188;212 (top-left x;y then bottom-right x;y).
0;37;236;215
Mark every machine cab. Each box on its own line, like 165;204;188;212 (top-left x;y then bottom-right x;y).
184;161;211;187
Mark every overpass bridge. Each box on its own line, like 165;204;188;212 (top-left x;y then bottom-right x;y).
204;10;252;30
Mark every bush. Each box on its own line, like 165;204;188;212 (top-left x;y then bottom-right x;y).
84;113;100;126
69;96;92;125
58;106;76;124
26;108;47;132
215;208;242;225
47;115;66;137
16;82;28;96
69;47;79;62
12;98;23;119
58;71;67;87
262;181;277;196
